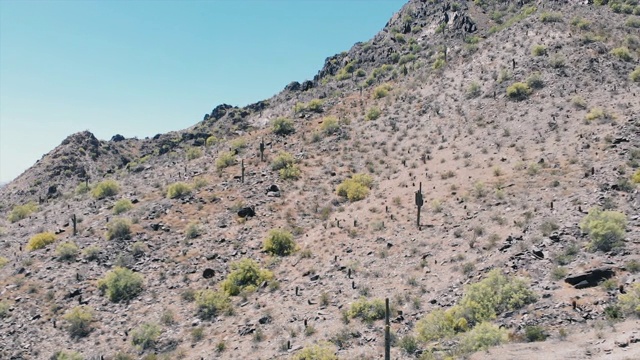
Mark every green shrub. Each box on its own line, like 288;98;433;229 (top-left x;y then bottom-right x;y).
191;326;205;342
63;306;93;338
195;289;232;319
205;135;218;147
571;17;591;30
131;323;160;350
432;57;446;70
320;116;340;135
526;72;544;89
531;44;547;56
83;245;101;260
626;259;640;273
271;151;295;171
506;82;532;101
631;67;640;82
571;95;587;109
215;151;236;170
619;283;640;316
539;11;563;23
113;199;133;215
75;182;90;195
0;256;8;268
264;229;296;256
580;207;627;251
399;334;418;355
106;218;131;240
186;147;203;160
373;83;392;99
551;266;568;280
416;307;467;342
185;221;201;239
627;16;640;28
272;117;295;136
8;202;37;223
91;180;119;199
524;325;547;342
292;342;337;360
52;351;83;360
56;242;79;261
279;164;301;180
230;137;247;151
611;46;633;61
98;266;144;302
193;177;208;189
307;99;324;113
549;54;566;68
221;259;274;296
460;322;507;352
337;173;373;202
0;300;10;318
348;297;386;322
585;107;615;121
26;232;56;251
166;182;192;199
466;81;481;99
366;107;381;120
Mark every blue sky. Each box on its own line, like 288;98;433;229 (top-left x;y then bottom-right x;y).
0;0;405;183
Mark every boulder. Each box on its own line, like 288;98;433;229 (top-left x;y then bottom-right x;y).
111;134;125;142
237;207;255;218
565;267;615;289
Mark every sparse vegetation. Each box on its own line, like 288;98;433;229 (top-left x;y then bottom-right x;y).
166;182;192;199
580;208;627;251
185;221;201;239
0;257;8;268
216;151;236;170
26;232;56;251
337;173;373;202
113;199;133;214
196;289;232;319
631;66;640;82
320;116;340;135
63;306;93;338
611;46;633;61
373;83;392;99
263;229;296;256
56;241;79;261
466;81;481;98
221;259;273;296
131;322;160;350
272;117;295;135
348;297;386;322
531;44;547;56
106;218;132;240
0;300;11;318
279;164;301;180
365;107;381;120
506;82;532;101
8;202;37;223
98;266;144;302
271;151;295;171
91;179;120;199
52;351;83;360
539;11;562;23
292;342;337;360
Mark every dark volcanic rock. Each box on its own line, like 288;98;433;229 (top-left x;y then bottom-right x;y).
565;267;615;289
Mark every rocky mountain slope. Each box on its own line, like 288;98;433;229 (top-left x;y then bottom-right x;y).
1;0;640;359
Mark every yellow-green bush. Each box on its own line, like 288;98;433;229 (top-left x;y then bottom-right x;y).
459;322;507;352
320;116;340;135
263;229;296;256
506;82;532;101
432;57;446;70
91;180;119;199
416;307;467;342
221;259;273;296
230;137;247;151
307;99;324;113
26;232;56;251
75;182;90;195
63;305;93;338
186;147;203;160
611;46;633;61
631;66;640;82
336;173;373;202
196;289;232;319
185;221;201;239
531;44;547;56
272;117;295;136
106;218;132;240
205;135;218;147
580;207;627;251
98;267;144;302
113;199;133;214
215;151;236;170
0;300;10;318
0;256;8;268
347;297;386;322
56;241;79;261
292;342;338;360
271;151;295;171
619;283;640;316
373;83;392;99
539;11;563;23
632;170;640;184
279;164;301;180
366;107;381;121
52;351;83;360
131;322;160;350
166;182;192;199
8;202;37;223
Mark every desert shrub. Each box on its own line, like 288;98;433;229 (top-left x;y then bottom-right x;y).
539;11;563;22
230;137;247;151
91;180;119;199
75;182;90;195
185;221;201;239
348;297;386;322
195;289;232;319
619;283;640;316
83;245;101;260
524;325;547;342
460;322;507;352
221;259;273;296
131;241;147;257
399;334;418;355
320;116;340;135
106;218;131;240
215;151;236;170
585;107;614;121
506;82;532;100
632;170;640;184
307;99;324;113
0;257;8;268
279;164;301;180
627;16;640;28
631;66;640;82
366;107;381;120
549;54;566;68
580;207;627;251
571;95;587;109
63;305;93;338
626;259;640;273
52;351;83;360
272;117;295;136
373;83;392;99
416;307;467;342
526;72;544;89
98;267;144;302
186;147;202;160
292;342;337;360
271;151;295;171
551;266;568;280
336;173;373;202
459;269;536;324
113;199;133;215
432;57;446;70
531;44;547;56
8;202;37;223
571;16;591;30
611;46;633;61
0;300;10;318
166;182;192;199
466;81;481;98
26;232;56;251
193;177;208;189
131;323;160;350
205;135;218;147
264;229;296;256
56;242;79;261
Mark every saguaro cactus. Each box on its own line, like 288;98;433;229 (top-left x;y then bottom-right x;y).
259;138;265;162
384;298;390;360
241;159;245;183
72;214;77;236
415;182;424;228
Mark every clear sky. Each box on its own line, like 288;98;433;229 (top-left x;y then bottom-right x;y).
0;0;405;183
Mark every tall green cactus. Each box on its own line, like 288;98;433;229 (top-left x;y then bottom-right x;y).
415;182;424;228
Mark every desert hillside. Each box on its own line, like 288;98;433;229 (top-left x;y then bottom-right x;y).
1;1;640;359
